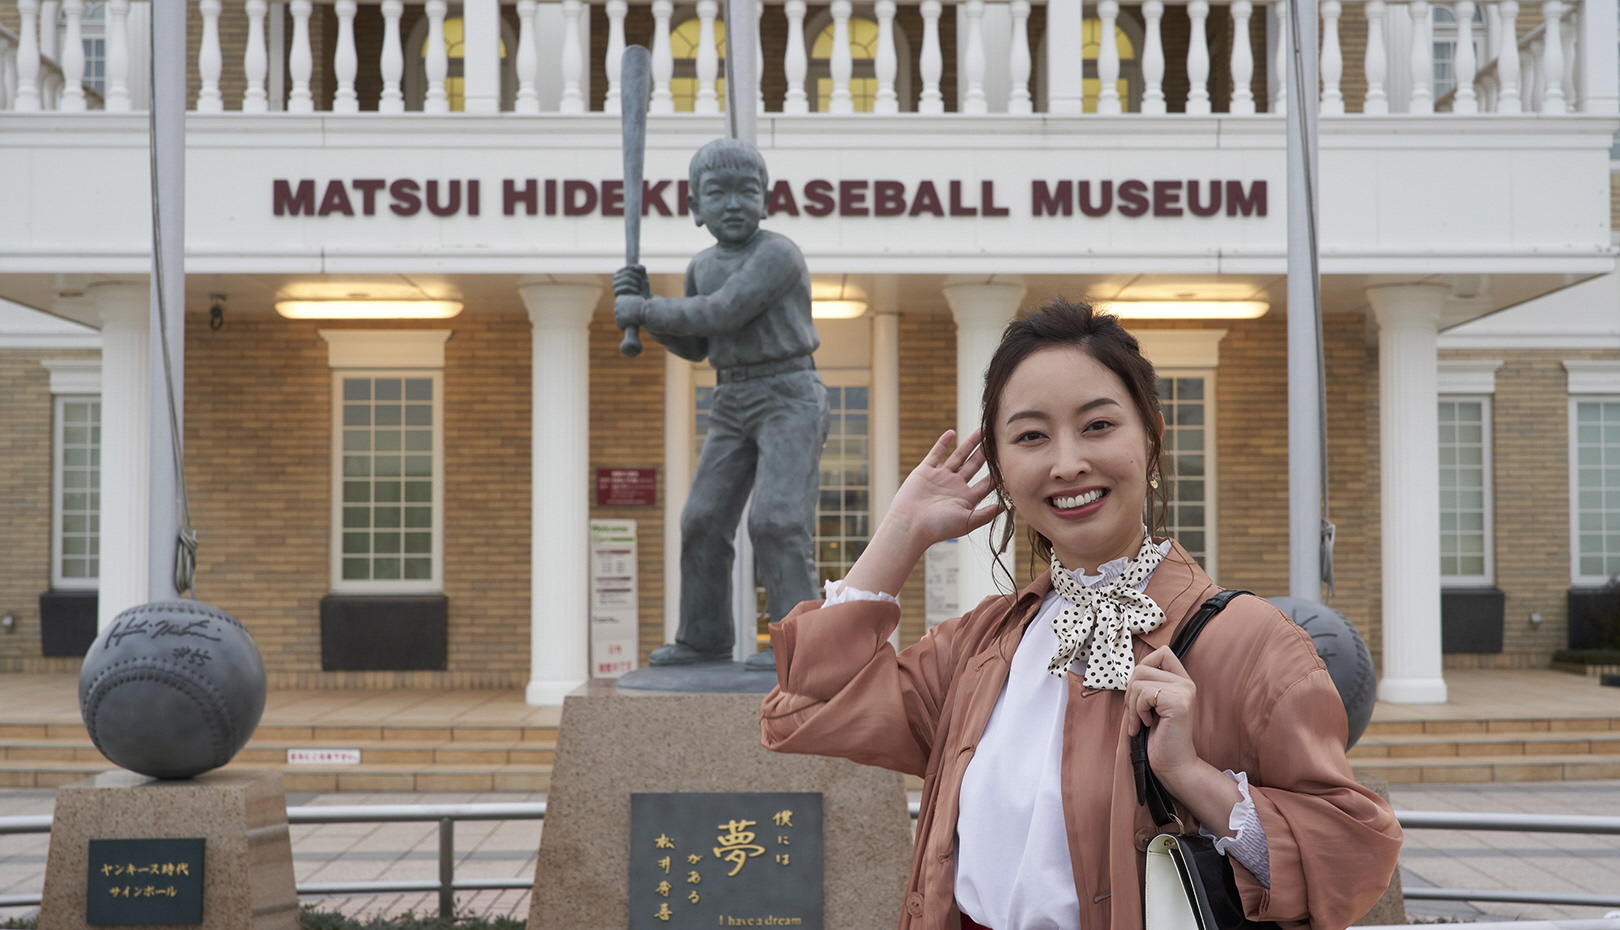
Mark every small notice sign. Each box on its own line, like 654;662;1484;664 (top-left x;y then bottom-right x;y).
287;748;361;765
590;520;639;678
630;792;823;930
596;468;658;507
86;837;205;925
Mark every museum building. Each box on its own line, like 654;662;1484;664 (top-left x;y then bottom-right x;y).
1;0;1617;706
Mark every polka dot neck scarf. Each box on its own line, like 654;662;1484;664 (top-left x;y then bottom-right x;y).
1045;531;1168;687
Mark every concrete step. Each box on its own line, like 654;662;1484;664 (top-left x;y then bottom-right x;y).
1350;752;1620;784
0;759;552;792
1362;717;1620;737
1349;730;1620;759
0;738;556;767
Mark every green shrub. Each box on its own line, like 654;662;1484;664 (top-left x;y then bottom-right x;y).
1552;648;1620;665
299;905;524;930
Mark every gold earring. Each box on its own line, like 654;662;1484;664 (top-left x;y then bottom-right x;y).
1148;471;1161;490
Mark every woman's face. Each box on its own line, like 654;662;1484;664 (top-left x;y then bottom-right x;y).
993;345;1157;573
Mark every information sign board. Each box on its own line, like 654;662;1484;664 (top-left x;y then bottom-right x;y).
629;792;822;929
85;837;205;925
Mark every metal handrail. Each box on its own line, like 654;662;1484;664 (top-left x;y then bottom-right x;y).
2;804;1619;915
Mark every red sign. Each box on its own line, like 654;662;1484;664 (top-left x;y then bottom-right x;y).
596;468;657;507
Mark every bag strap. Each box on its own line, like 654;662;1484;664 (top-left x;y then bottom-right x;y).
1133;589;1253;830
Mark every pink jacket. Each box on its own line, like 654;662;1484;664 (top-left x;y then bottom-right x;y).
760;540;1401;930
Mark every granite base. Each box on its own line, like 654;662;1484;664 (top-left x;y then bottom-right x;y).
527;685;912;930
39;768;298;930
1353;774;1407;926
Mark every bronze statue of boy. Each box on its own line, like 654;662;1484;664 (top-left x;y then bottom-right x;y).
614;139;827;669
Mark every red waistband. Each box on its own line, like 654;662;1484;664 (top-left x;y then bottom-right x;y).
959;913;993;930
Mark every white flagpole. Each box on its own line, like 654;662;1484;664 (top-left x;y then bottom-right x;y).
149;0;188;599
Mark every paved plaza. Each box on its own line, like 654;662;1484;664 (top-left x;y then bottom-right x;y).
3;781;1619;924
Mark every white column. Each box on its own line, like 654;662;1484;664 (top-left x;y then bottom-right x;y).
16;0;41;112
198;0;224;112
1096;0;1122;112
91;283;151;629
463;0;501;113
244;0;269;111
1318;0;1342;113
1577;0;1617;113
559;0;588;113
875;0;900;113
520;281;601;705
603;0;626;113
1006;0;1032;113
380;0;406;112
288;0;314;112
944;281;1024;611
1230;0;1256;113
783;0;809;112
1046;0;1083;113
1187;0;1212;113
61;0;87;111
1539;0;1567;113
1364;0;1389;113
332;0;359;112
1409;0;1434;113
515;0;541;112
1452;0;1478;111
1367;284;1448;705
961;0;989;112
829;0;855;113
919;0;945;113
664;352;693;645
694;0;720;113
424;0;449;113
872;306;901;649
1142;0;1166;112
651;0;675;113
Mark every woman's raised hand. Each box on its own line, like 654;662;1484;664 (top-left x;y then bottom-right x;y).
889;429;1001;547
838;429;1001;598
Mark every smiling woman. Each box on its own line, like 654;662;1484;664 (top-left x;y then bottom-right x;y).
759;298;1402;930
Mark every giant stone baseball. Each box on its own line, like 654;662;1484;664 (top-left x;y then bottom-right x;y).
79;600;267;780
1266;597;1377;749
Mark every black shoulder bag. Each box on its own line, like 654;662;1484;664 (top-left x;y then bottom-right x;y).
1133;589;1280;930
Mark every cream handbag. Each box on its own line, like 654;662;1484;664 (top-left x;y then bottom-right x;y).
1144;833;1220;930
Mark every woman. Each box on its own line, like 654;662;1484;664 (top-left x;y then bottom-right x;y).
759;300;1401;930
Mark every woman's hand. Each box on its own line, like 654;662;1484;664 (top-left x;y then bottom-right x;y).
1127;646;1243;836
839;429;1001;598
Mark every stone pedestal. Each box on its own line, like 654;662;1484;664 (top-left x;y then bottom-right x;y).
528;685;912;930
40;769;298;930
1352;774;1406;926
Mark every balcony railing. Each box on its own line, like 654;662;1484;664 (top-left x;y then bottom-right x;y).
0;0;1610;116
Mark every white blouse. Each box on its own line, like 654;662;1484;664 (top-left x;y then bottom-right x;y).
825;548;1269;930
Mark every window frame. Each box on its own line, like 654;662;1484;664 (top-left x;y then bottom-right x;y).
1569;394;1620;586
1155;367;1218;581
328;368;447;595
1438;393;1495;588
50;393;101;591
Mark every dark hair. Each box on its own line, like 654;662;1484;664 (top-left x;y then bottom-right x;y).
978;297;1168;576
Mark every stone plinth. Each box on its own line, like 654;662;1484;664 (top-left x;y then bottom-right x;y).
528;685;912;930
1353;774;1406;926
40;769;298;930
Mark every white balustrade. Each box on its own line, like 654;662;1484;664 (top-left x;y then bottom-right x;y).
288;0;314;112
16;0;41;112
694;0;720;113
3;0;1602;120
60;0;86;111
829;0;855;113
1097;0;1122;113
1008;0;1033;113
782;0;808;112
1364;0;1389;112
875;0;901;113
1187;0;1211;113
919;0;945;113
1141;0;1166;113
650;0;675;113
332;0;358;112
244;0;268;112
1231;0;1256;113
757;2;766;112
423;0;448;113
962;0;988;112
602;0;626;113
105;0;130;110
1318;0;1341;113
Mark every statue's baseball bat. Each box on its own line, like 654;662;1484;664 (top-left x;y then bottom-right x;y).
619;45;651;358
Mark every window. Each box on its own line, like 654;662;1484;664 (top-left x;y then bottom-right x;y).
1157;374;1215;576
52;396;101;589
811;16;879;112
671;17;726;112
331;372;444;592
1439;397;1493;585
1571;398;1620;584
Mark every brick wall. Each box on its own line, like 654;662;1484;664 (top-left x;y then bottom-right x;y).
184;308;534;688
0;348;100;674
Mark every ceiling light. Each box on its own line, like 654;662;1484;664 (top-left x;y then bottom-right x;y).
1102;300;1269;320
275;300;463;320
811;299;867;319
